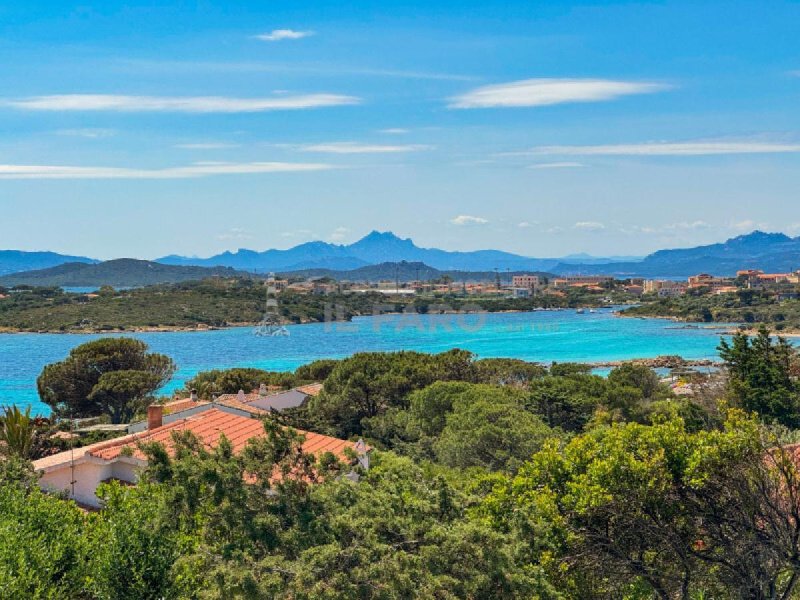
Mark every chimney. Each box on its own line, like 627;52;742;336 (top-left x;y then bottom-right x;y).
190;388;198;402
147;404;163;430
259;383;268;397
237;389;246;402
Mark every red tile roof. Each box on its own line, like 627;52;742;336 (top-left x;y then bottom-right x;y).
88;408;358;464
214;397;270;416
295;382;324;397
164;398;208;414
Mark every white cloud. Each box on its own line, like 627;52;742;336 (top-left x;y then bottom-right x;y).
5;94;359;113
217;228;254;241
255;29;314;42
297;142;432;154
450;215;489;226
521;141;800;156
55;128;116;138
174;143;239;150
664;220;711;231
573;221;606;231
449;78;670;109
378;128;410;135
329;227;350;242
518;221;533;228
0;162;333;180
730;219;769;232
528;161;583;169
281;229;315;238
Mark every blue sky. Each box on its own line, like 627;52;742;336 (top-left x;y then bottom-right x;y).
0;0;799;259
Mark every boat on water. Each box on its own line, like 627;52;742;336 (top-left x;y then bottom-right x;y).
576;308;586;314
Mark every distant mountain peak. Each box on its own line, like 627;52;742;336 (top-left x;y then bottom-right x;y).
351;230;411;245
728;230;792;244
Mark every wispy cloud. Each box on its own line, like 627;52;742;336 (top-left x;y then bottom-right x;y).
573;221;606;231
378;128;410;135
449;78;670;109
174;143;239;150
255;29;314;42
297;142;432;154
217;228;254;241
528;161;583;169
730;219;770;232
664;220;710;231
329;226;350;242
109;59;476;81
516;141;800;156
0;162;333;180
5;94;360;113
450;215;489;226
55;128;116;138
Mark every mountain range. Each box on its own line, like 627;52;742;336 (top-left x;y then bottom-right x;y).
0;250;96;276
157;231;640;273
0;259;244;288
279;261;552;283
552;231;800;277
2;231;799;284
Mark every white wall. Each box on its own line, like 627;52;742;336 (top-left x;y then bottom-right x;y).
39;458;141;508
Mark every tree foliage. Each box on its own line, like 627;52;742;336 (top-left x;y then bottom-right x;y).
719;327;800;427
37;338;175;423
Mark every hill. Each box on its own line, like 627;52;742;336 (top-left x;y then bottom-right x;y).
0;259;248;288
553;231;800;277
280;261;553;283
0;250;96;276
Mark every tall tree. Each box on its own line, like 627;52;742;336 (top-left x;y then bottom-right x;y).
37;338;175;423
718;327;800;426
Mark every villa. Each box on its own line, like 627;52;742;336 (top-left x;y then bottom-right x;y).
32;397;369;508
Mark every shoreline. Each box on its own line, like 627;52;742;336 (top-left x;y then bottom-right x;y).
616;309;800;338
0;306;602;335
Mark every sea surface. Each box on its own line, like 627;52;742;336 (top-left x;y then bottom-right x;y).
0;308;735;416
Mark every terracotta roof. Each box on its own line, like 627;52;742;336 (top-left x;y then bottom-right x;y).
164;398;208;414
91;409;265;461
214;395;270;416
36;409;364;470
295;382;324;397
215;390;263;404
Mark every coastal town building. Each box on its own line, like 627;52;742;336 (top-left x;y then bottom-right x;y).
552;275;613;289
687;273;734;291
511;275;542;291
643;280;688;297
33;395;368;508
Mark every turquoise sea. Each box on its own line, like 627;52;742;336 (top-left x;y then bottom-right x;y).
0;308;734;416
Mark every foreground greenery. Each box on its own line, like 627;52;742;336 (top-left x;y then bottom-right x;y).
5;330;800;597
623;288;800;331
0;278;633;332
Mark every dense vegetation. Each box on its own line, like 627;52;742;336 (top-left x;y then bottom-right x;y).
5;331;800;597
623;288;800;330
0;258;244;288
0;280;383;332
0;278;633;332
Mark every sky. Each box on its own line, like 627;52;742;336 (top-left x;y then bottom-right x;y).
0;0;799;260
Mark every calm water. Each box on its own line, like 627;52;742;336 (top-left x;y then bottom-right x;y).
0;308;734;416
